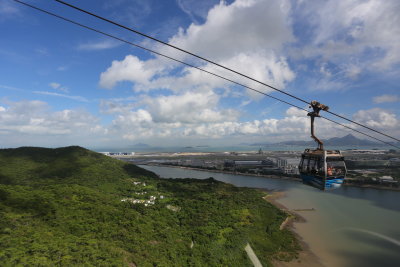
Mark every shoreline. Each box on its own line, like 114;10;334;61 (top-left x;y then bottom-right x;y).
142;163;400;267
263;191;324;267
144;164;323;266
145;163;301;181
145;163;399;191
342;182;400;191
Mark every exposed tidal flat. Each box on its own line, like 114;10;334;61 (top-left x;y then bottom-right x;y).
142;165;400;267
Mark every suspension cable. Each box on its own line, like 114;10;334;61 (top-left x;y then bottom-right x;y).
52;0;400;143
13;0;400;149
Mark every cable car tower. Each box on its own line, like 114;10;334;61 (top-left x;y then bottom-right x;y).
299;101;347;190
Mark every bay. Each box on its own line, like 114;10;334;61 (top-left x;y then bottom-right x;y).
140;165;400;267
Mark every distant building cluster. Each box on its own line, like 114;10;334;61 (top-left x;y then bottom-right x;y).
100;152;135;156
145;156;301;176
224;157;300;175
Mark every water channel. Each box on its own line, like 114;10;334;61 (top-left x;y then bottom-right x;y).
141;165;400;267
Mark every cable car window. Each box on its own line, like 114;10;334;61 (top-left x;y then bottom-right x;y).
316;160;324;175
326;158;346;176
301;157;309;172
308;158;316;173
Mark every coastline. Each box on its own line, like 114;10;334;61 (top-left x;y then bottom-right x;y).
264;191;324;267
145;164;323;266
343;183;400;191
145;163;301;181
142;164;400;267
145;164;399;191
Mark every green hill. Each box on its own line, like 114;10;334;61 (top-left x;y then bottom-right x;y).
0;146;299;266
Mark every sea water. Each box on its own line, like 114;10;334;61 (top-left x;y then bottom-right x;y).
141;165;400;267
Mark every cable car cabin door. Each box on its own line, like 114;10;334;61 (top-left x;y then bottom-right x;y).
299;152;326;190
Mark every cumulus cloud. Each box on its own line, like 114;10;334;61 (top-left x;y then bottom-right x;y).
0;100;104;147
97;0;297;144
286;106;308;117
166;0;293;60
99;0;295;96
172;108;324;140
99;55;162;89
104;103;351;143
353;108;398;129
143;91;238;123
94;0;400;145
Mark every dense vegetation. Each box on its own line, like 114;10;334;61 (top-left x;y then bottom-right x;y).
0;146;299;266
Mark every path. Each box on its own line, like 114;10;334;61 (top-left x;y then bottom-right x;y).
245;243;263;267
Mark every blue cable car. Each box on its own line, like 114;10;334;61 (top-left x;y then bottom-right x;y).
299;101;347;190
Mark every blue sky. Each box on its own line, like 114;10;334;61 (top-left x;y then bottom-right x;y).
0;0;399;149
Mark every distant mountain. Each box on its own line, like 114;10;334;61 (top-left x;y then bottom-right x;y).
131;143;151;148
253;134;381;147
324;134;378;146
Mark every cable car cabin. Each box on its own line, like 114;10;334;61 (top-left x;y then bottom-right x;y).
299;149;347;190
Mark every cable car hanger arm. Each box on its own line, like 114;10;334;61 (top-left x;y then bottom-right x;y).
308;101;329;150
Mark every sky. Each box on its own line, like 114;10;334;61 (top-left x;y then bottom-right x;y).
0;0;399;149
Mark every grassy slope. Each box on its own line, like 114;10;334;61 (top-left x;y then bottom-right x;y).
0;146;299;266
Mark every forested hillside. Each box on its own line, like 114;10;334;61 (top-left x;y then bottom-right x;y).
0;146;299;266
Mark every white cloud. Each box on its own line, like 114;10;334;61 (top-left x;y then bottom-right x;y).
299;0;400;71
344;64;362;79
180;113;310;139
62;0;400;146
97;0;297;142
166;0;293;60
99;100;139;114
0;100;101;137
33;91;88;102
204;52;295;98
104;104;353;143
176;0;201;23
144;91;238;123
49;82;61;89
110;109;157;140
373;94;400;104
353;108;398;129
286;106;307;117
99;55;162;89
131;104;397;145
99;0;295;97
49;82;68;93
77;40;120;51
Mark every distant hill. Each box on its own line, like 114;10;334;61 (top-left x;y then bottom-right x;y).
323;134;378;146
0;146;299;266
280;134;379;146
0;146;156;185
252;134;382;147
132;143;151;148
